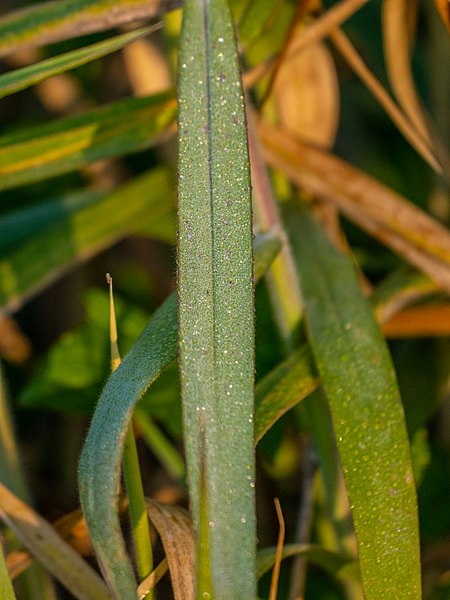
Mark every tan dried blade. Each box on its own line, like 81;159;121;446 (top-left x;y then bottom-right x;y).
259;121;450;293
329;28;442;173
382;0;433;148
434;0;450;34
273;27;339;148
0;482;110;600
144;499;195;600
122;38;172;97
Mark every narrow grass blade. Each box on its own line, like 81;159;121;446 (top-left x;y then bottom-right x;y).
254;345;318;445
0;26;159;99
0;482;110;600
134;408;186;480
382;0;433;150
288;204;421;600
144;500;195;600
0;92;176;191
0;0;181;58
108;275;154;585
329;28;441;173
260;121;450;291
78;233;279;600
178;0;256;596
0;168;174;313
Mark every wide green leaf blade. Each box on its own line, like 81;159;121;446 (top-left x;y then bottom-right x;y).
0;167;174;312
0;92;176;191
288;204;421;599
178;0;256;596
0;25;158;99
77;233;280;599
0;0;180;58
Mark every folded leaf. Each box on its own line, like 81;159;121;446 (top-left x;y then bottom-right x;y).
144;500;195;600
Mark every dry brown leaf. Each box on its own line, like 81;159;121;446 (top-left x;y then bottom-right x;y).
144;499;195;600
0;483;111;600
434;0;450;33
329;28;441;173
382;0;433;150
382;304;450;337
122;38;172;96
269;498;285;600
0;313;31;363
259;120;450;293
274;34;339;148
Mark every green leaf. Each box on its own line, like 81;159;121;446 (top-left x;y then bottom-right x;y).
0;167;174;312
288;204;421;600
254;345;318;445
257;544;358;582
0;189;102;254
177;0;256;597
20;289;149;412
77;232;280;599
0;92;176;191
0;26;158;99
0;542;16;600
0;0;181;58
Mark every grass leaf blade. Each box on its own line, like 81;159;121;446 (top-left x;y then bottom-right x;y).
288;204;421;600
178;0;256;596
77;233;279;599
0;93;176;192
0;0;180;58
0;26;159;99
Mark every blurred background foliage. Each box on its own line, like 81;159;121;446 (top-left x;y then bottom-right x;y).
0;0;449;598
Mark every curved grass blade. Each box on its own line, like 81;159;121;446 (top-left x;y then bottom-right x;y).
382;0;433;150
0;25;160;99
0;168;174;313
288;204;421;600
77;232;280;599
0;0;181;58
178;0;256;596
0;482;110;600
254;345;318;444
0;92;176;192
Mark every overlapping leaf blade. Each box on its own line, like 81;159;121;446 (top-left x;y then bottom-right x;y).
0;92;176;191
177;0;257;596
0;26;158;99
77;233;280;599
288;204;421;600
0;0;180;58
0;168;174;313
